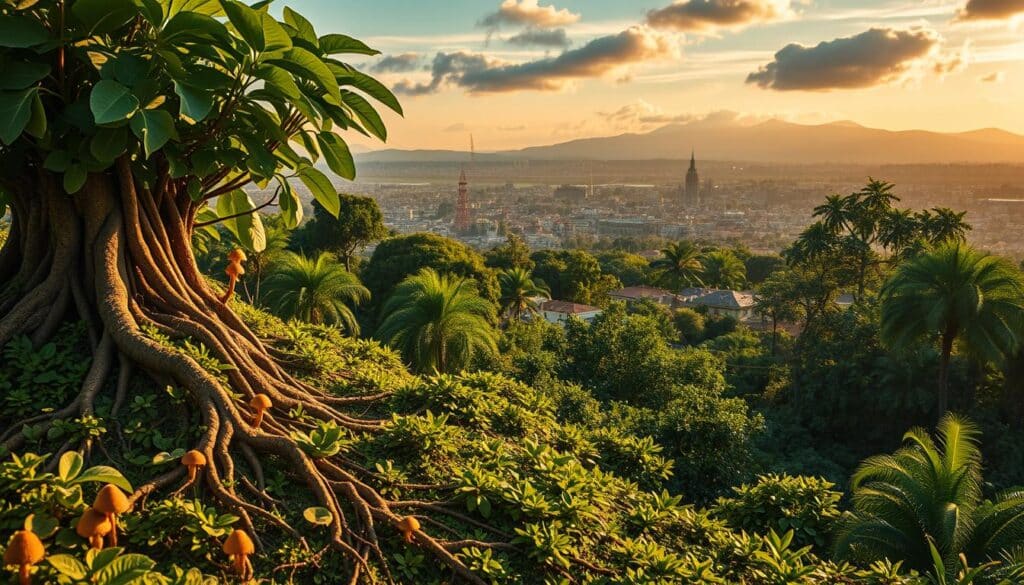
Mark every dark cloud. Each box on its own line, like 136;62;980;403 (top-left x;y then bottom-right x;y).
506;27;570;47
956;0;1024;21
395;27;676;95
746;28;940;91
370;53;422;74
479;0;580;29
646;0;791;32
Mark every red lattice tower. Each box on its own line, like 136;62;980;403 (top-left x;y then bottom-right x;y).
453;168;470;233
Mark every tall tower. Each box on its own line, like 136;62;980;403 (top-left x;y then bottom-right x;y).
454;168;470;234
685;150;700;207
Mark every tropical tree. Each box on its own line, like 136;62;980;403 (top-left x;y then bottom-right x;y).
650;241;704;291
262;252;368;333
498;267;549;322
880;242;1024;415
920;207;972;245
701;250;746;290
296;194;388;270
834;415;1024;579
0;3;532;580
376;268;498;373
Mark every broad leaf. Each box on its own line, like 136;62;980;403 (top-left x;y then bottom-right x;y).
130;109;176;157
277;178;302;228
93;553;156;585
316;132;355;180
344;69;402;116
173;81;213;122
64;165;88;194
90;80;139;125
298;166;339;217
260;11;292;53
216;190;267;252
343;92;387;141
319;33;378;56
72;0;138;34
270;47;340;102
221;0;264;51
0;88;36;144
0;61;50;90
0;14;49;48
59;451;84;481
303;506;333;526
47;555;88;580
74;465;133;492
90;127;129;162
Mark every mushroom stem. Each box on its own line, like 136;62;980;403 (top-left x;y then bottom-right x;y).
18;564;29;585
233;553;246;577
108;515;118;547
252;409;264;429
187;465;197;483
90;535;103;550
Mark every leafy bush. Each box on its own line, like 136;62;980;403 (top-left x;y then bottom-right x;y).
713;474;842;549
0;324;90;419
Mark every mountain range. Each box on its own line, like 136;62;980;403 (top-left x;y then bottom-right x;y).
355;119;1024;165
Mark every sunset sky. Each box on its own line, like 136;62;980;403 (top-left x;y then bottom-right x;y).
285;0;1024;151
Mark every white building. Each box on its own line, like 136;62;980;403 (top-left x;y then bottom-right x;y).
538;300;602;325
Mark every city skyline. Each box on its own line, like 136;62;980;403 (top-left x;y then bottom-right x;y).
284;0;1024;151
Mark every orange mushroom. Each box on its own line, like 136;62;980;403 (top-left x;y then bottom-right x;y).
396;516;420;543
3;529;44;585
219;248;247;303
222;529;255;581
93;485;130;547
249;394;272;429
75;508;112;550
181;450;207;485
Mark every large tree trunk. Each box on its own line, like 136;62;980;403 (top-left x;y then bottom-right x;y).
0;163;485;584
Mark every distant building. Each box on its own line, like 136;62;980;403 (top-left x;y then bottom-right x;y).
554;185;588;203
678;288;756;321
597;218;663;237
538;300;602;325
453;168;471;233
684;151;700;207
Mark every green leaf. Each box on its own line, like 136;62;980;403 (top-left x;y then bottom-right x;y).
64;165;88;194
44;150;72;172
90;80;139;125
260;12;292;53
343;92;387;141
130;109;176;158
47;555;88;579
25;91;46;138
72;0;138;34
221;0;264;51
277;178;302;228
24;513;60;538
93;554;156;585
59;451;84;481
162;11;229;43
303;506;333;526
344;69;403;116
74;465;133;492
90;127;129;162
270;47;340;103
89;547;122;572
0;61;50;90
298;166;338;217
316;132;355;180
0;14;49;48
283;7;317;45
319;33;378;56
216;190;267;252
256;64;301;100
0;88;36;144
173;81;213;122
169;0;224;17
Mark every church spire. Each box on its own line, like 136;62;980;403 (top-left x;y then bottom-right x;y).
689;149;696;170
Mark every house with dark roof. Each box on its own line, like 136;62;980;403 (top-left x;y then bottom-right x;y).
678;289;757;321
538;300;602;325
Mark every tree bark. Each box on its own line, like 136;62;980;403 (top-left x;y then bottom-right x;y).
0;164;488;584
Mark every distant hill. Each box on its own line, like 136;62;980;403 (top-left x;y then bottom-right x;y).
356;119;1024;165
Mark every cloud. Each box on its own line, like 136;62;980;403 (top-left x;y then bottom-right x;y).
480;0;580;29
600;100;696;129
443;123;468;132
498;124;527;131
646;0;793;32
395;26;678;95
980;70;1006;82
506;27;571;47
746;27;942;91
956;0;1024;21
933;42;970;76
370;53;422;73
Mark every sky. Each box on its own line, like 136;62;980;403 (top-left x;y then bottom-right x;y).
282;0;1024;151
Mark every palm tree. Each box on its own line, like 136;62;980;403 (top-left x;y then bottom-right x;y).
498;267;549;322
834;415;1024;579
878;208;921;259
812;193;853;233
650;241;703;291
920;207;972;245
880;242;1024;415
262;252;369;334
701;250;746;290
376;268;498;373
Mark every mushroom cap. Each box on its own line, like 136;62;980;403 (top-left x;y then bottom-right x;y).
227;248;247;263
397;516;420;533
93;484;130;515
76;508;112;539
225;262;245;277
181;450;207;467
222;530;255;556
249;394;272;410
3;530;44;566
